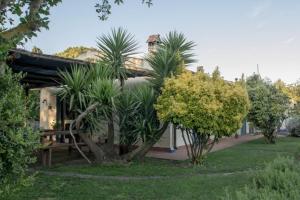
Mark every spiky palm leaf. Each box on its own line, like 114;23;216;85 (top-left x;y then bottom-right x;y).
161;31;196;65
147;31;195;92
58;65;89;111
117;88;141;147
97;27;139;87
88;62;114;80
133;85;160;141
88;78;120;119
146;48;182;92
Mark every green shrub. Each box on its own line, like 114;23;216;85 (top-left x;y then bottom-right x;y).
286;117;300;137
0;67;38;197
222;156;300;200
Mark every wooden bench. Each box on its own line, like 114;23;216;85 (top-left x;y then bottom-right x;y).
40;130;87;167
41;143;86;167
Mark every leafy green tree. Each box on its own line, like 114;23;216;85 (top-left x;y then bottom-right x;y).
156;69;249;164
0;67;38;197
246;74;290;143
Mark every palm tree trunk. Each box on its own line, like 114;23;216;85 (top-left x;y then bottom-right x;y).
107;111;115;155
124;122;169;161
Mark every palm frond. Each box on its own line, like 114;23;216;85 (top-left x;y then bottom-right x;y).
58;65;89;111
97;27;139;86
161;31;196;65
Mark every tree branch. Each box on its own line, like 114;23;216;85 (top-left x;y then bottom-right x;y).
69;102;101;164
0;0;13;11
123;122;169;161
1;0;43;40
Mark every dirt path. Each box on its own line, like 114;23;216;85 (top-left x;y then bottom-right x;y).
37;169;252;181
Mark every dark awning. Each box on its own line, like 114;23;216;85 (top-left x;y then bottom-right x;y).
6;49;150;89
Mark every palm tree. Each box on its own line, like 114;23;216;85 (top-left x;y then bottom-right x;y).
97;27;139;88
58;63;120;163
147;31;196;93
125;32;196;160
161;31;196;65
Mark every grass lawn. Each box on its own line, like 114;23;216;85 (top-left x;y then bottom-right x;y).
9;137;300;200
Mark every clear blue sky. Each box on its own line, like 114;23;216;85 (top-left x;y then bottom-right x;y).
23;0;300;83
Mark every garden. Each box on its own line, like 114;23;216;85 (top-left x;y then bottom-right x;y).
1;1;300;200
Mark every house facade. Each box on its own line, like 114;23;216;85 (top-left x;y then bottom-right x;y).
7;34;253;153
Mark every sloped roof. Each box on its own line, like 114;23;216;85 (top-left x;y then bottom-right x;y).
6;49;150;89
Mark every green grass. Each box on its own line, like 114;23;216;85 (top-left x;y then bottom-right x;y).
8;137;300;200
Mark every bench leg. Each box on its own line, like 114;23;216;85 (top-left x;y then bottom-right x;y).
48;149;52;167
42;150;47;167
41;149;52;167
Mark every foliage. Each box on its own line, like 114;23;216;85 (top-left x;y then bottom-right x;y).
97;27;138;87
59;30;196;161
0;0;61;55
0;67;38;197
223;156;300;200
31;46;43;54
286;117;300;137
95;0;153;20
147;31;195;92
55;46;99;59
27;90;40;121
246;74;290;143
156;69;250;164
118;85;160;153
0;1;152;72
117;88;140;151
58;63;116;115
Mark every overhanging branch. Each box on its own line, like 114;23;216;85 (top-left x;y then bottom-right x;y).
0;0;43;40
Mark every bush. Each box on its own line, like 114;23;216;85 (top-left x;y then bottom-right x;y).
286;117;300;137
0;68;38;197
246;74;290;143
156;69;249;164
222;157;300;200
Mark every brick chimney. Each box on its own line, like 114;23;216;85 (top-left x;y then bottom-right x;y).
146;34;161;53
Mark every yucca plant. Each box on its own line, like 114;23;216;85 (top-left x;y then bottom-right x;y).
58;63;119;162
97;27;138;88
133;85;160;142
161;31;195;65
146;49;183;92
58;65;89;111
117;88;141;154
147;31;195;93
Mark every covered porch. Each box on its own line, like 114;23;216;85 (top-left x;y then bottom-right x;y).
6;49;150;166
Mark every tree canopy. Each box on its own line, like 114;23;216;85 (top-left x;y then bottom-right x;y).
246;74;290;143
155;69;250;164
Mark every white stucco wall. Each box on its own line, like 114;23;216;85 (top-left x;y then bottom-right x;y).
40;87;57;130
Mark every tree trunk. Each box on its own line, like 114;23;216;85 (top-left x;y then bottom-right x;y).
264;129;276;144
78;133;105;163
107;112;116;155
124;122;169;161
